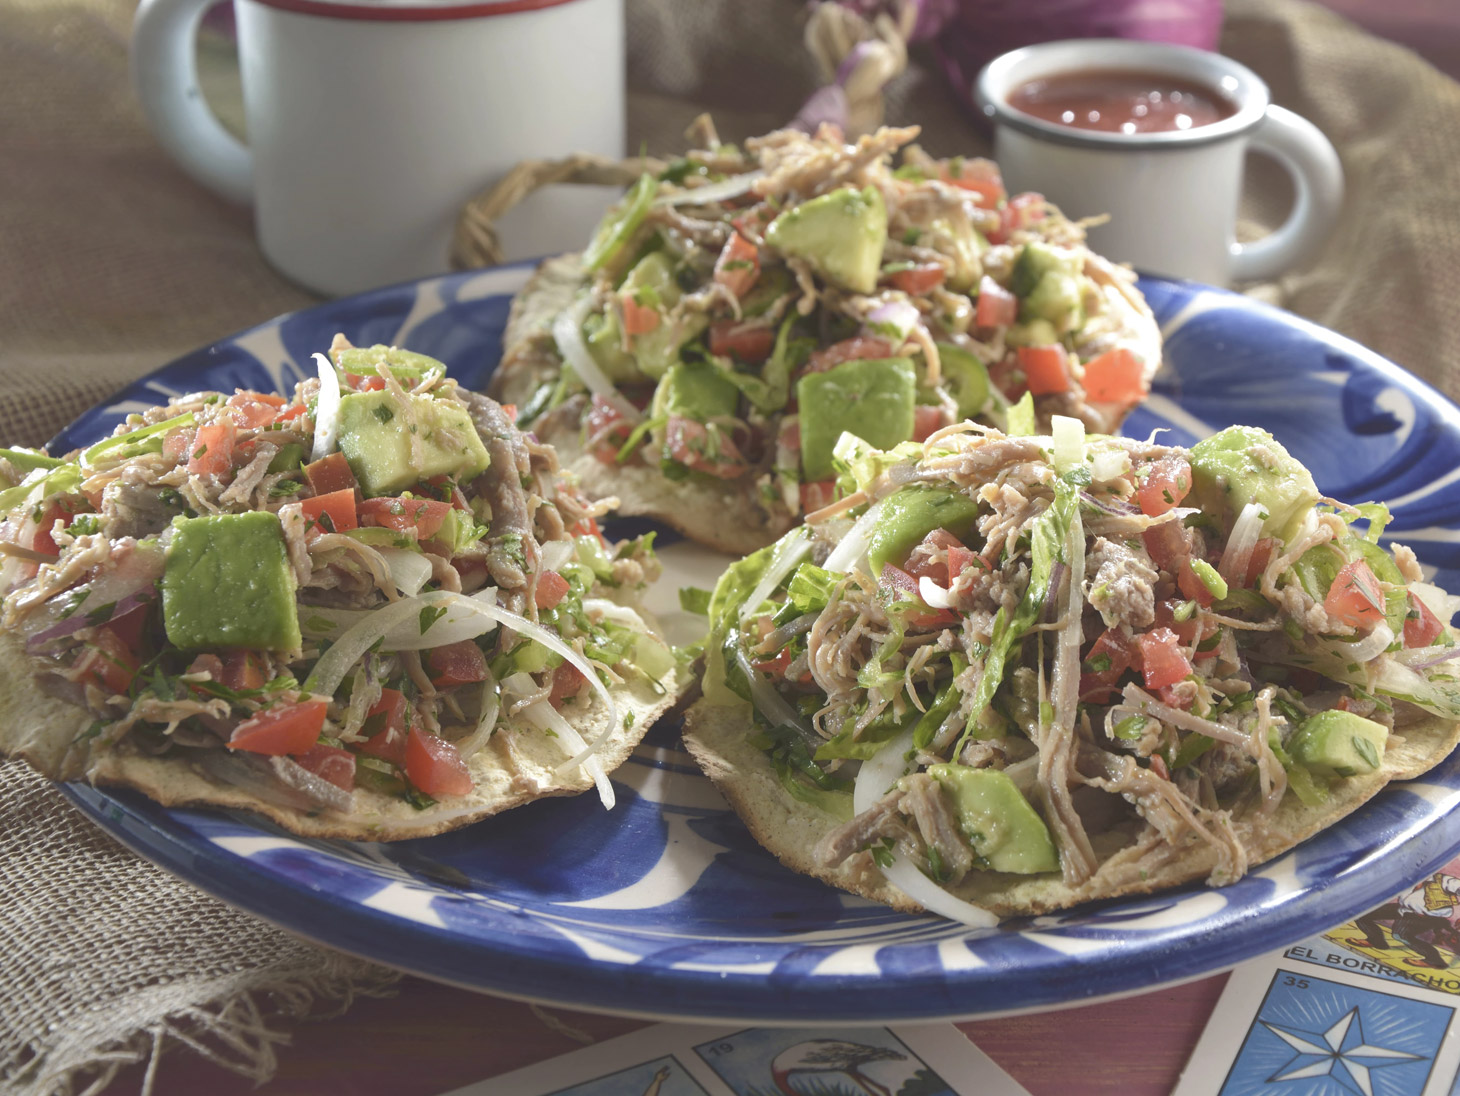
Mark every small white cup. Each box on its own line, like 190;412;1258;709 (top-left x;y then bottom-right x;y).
977;40;1344;285
132;0;625;296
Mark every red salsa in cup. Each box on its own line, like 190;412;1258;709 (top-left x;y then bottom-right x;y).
1008;69;1237;135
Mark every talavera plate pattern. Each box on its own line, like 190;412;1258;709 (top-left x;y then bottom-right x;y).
57;263;1460;1022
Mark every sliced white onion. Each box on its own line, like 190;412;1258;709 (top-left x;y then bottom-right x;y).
583;597;648;629
740;529;810;627
824;498;887;574
376;546;432;598
540;539;575;572
736;648;812;735
520;699;615;810
310;352;342;463
866;299;919;345
502;671;539;697
454;671;500;761
1340;621;1396;663
1217;501;1267;585
1410;581;1460;629
918;575;954;609
304;594;435;696
1090;446;1131;484
552;296;640;420
654;170;764;208
1050;415;1086;473
851;728;997;929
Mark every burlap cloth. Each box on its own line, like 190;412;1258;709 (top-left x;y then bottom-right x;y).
3;0;1458;1092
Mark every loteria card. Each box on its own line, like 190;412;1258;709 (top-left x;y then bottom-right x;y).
440;1021;1029;1096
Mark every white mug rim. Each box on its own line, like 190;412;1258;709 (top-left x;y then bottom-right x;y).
976;39;1271;151
239;0;586;22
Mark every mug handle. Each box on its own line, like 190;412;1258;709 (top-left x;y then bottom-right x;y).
131;0;253;204
1229;105;1344;283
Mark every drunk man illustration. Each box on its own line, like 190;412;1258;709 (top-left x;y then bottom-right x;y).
1348;873;1460;969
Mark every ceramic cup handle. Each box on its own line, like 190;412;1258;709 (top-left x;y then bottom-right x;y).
1229;105;1344;283
131;0;253;204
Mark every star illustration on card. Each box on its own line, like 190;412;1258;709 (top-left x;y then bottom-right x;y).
1261;1006;1422;1095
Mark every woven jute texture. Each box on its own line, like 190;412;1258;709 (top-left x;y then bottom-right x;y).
3;0;1460;1092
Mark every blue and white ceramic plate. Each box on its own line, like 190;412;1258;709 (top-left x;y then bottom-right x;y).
59;264;1460;1023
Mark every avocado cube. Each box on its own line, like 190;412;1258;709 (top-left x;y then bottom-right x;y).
1188;426;1320;544
653;360;741;422
925;764;1059;874
797;357;916;482
336;391;490;497
161;512;301;652
867;486;980;575
1290;709;1387;777
584;307;644;384
765;185;888;294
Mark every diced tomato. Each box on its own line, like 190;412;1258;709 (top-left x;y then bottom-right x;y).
1245;537;1276;588
227;700;328;756
1324;559;1387;630
714;232;761;298
26;501;79;557
752;649;793;678
799;479;837;515
974;276;1018;328
535;570;570;610
187;421;236;477
274;402;309;423
185;653;224;679
665;417;748;480
1141;518;1191;574
302;452;357;496
913;404;949;442
1404;590;1445;648
584;395;635;465
162;425;196;464
1080;627;1135;702
301;488;359;539
880;563;959;629
1148;753;1171;780
708;321;775;363
1153;598;1217;651
730;203;776;237
219;649;268;692
226;390;285;428
905;529;972;587
1082;348;1147;404
1137;627;1193;690
359;688;409;763
74;626;139;696
344;374;387;392
989;192;1048;245
939;158;1005;207
886;263;947;295
620;294;661;336
569;514;604;542
294;743;356;791
1177;558;1215;608
426;640;489;688
404;727;473;798
549;662;588;708
1136;455;1193;517
358;497;451;540
107;602;150;651
1016;345;1071;396
804;336;896;375
502;404;517;422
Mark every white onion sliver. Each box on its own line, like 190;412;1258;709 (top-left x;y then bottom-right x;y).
1217;501;1267;585
1090;447;1130;484
740;530;810;627
454;672;500;761
298;606;365;638
304;594;440;697
825;499;886;574
379;600;496;651
552;297;640;420
736;648;811;735
502;671;538;697
850;728;998;927
540;539;575;572
1050;415;1086;472
654;170;764;208
918;575;953;609
521;700;615;810
310;352;342;463
866;299;919;344
583;597;649;629
431;593;623;766
376;546;433;598
1340;622;1396;664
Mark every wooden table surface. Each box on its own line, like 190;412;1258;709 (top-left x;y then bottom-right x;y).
111;970;1230;1095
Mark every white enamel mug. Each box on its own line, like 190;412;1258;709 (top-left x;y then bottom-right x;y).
132;0;625;296
977;40;1344;285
